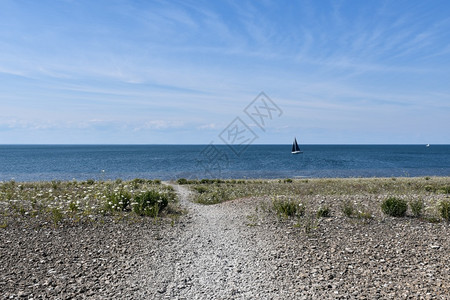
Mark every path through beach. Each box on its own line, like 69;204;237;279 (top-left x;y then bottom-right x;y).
130;183;449;299
132;183;302;299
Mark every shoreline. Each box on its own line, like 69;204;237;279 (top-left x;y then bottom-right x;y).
1;174;450;182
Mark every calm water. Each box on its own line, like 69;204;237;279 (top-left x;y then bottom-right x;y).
0;145;449;182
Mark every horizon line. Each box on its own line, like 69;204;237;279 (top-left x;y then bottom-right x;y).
0;143;445;146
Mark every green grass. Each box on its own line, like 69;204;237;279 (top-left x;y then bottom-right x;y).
185;177;449;223
341;200;355;217
184;177;450;201
133;190;170;217
440;200;450;221
316;206;331;218
409;199;424;217
381;197;408;217
0;179;178;227
272;197;305;218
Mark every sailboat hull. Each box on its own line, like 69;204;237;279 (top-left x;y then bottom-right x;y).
291;151;302;154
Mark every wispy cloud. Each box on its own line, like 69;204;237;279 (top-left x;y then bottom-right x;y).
0;0;449;144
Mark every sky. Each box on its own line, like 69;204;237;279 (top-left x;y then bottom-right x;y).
0;0;449;144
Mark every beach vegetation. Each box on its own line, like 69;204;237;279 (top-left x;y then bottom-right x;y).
50;207;64;225
302;214;318;234
105;188;132;212
272;197;305;218
439;200;450;221
424;185;435;192
438;185;450;194
177;178;188;184
356;209;373;221
133;190;168;217
68;201;79;213
132;178;147;184
193;186;208;194
195;188;230;205
0;179;178;227
381;197;408;217
51;180;61;190
341;200;355;217
409;199;424;217
316;206;331;218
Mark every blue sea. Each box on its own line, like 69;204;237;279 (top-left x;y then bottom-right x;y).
0;145;449;182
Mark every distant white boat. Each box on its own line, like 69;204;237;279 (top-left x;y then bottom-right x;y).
291;138;302;154
426;144;430;147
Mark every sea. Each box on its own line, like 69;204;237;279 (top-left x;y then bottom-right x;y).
0;145;449;182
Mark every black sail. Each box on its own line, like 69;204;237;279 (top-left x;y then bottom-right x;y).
292;138;300;152
295;138;299;151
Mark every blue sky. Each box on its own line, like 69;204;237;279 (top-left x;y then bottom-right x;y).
0;0;449;144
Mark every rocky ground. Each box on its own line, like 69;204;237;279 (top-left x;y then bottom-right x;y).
1;183;449;299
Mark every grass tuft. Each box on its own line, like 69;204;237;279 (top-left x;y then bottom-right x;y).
316;206;331;218
341;200;355;217
439;200;450;221
272;198;305;218
133;190;169;217
381;197;408;217
409;199;424;217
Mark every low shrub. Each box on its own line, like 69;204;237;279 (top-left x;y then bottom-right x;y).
439;200;450;221
317;206;330;218
51;180;61;190
69;201;79;213
133;190;169;216
341;200;354;217
409;199;424;217
105;189;132;211
284;178;293;183
51;207;64;225
438;185;450;194
177;178;188;185
424;185;435;192
193;186;208;194
132;178;147;185
381;197;408;217
200;179;213;184
273;199;304;217
196;189;229;205
357;210;373;220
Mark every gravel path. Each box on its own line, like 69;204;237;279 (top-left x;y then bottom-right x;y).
133;183;295;299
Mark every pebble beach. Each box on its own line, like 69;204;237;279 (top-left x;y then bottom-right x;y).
1;178;449;299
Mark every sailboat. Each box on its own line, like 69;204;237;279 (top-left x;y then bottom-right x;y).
291;138;302;154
